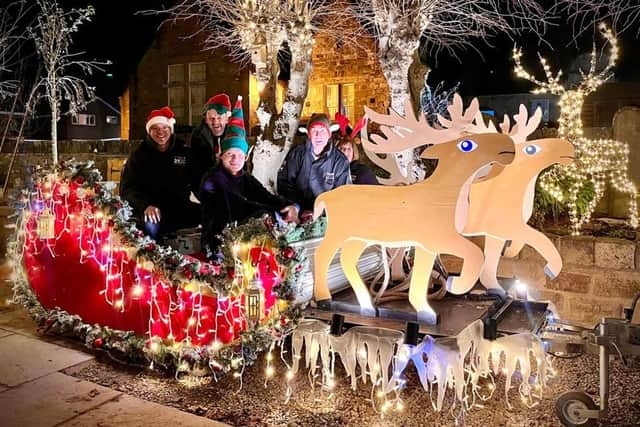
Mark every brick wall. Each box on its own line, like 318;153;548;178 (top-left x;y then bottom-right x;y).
302;33;389;120
129;19;250;140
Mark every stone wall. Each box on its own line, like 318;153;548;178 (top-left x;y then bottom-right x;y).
0;140;135;193
444;235;640;327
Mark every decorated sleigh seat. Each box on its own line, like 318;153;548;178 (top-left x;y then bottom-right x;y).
10;161;382;373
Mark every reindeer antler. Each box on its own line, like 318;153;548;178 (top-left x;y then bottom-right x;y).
362;94;475;154
506;104;542;144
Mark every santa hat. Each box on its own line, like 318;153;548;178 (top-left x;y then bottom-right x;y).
145;106;176;134
221;96;248;154
204;93;232;116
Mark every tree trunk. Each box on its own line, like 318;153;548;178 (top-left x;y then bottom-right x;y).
252;42;312;191
378;39;424;183
50;90;58;165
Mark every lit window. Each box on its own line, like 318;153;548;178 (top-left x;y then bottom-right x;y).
106;115;119;125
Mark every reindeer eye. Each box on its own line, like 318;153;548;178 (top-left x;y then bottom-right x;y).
458;139;477;153
523;144;541;156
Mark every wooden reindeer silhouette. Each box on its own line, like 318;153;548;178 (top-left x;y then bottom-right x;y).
513;24;638;234
313;95;515;324
463;106;574;294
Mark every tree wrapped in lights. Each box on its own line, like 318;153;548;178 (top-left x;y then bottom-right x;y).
513;24;638;234
28;0;108;164
163;0;355;189
350;0;549;183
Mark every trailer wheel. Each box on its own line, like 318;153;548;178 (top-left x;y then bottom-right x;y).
555;391;597;427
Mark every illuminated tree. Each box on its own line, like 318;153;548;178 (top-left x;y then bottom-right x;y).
29;0;108;164
351;0;549;183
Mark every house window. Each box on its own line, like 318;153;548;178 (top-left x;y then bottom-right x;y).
168;64;186;124
189;62;207;126
168;62;208;126
106;115;119;125
324;83;355;123
72;113;96;126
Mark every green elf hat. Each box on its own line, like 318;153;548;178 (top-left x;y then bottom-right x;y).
221;96;248;154
203;93;231;116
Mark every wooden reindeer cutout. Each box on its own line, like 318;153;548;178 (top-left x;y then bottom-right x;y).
313;95;515;324
463;106;574;294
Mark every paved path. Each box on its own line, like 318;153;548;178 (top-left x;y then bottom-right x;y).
0;264;228;427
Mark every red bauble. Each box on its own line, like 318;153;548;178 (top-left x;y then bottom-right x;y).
94;337;104;348
283;247;295;259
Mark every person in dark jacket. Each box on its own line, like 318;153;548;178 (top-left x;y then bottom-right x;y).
333;113;378;185
190;93;231;181
277;113;351;220
120;106;200;240
200;96;299;257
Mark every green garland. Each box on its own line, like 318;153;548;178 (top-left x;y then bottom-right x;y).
7;160;323;376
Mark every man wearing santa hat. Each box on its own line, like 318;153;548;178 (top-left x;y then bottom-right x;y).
120;106;200;239
190;93;231;180
199;96;299;258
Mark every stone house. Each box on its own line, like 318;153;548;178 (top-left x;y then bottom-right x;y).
122;19;389;141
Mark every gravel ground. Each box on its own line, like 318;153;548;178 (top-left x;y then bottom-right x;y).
66;348;640;427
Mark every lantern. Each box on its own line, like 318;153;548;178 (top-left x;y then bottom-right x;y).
37;208;55;239
245;278;265;324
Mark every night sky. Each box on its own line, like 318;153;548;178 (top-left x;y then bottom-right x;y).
59;0;640;101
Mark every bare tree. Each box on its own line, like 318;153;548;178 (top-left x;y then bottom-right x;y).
160;0;357;189
557;0;640;37
0;0;32;100
28;0;108;164
352;0;550;183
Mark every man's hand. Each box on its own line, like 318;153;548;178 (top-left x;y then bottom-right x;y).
144;205;161;224
280;205;300;224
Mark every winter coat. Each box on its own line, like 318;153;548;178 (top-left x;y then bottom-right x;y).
200;166;292;255
277;140;352;211
190;120;223;183
119;135;200;231
350;161;379;185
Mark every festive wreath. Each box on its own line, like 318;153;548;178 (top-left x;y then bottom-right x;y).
7;160;325;376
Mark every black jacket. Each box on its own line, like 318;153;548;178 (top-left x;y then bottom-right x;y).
200;166;292;255
277;140;351;210
190;120;223;181
350;161;379;185
120;135;200;229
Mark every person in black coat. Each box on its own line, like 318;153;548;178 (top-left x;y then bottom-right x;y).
190;93;231;181
200;97;299;258
120;106;200;240
277;113;351;220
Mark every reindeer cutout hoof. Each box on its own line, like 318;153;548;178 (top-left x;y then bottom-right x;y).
417;309;439;325
544;264;559;280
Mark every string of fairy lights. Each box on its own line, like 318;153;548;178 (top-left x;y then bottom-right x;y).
16;164;300;379
513;23;638;234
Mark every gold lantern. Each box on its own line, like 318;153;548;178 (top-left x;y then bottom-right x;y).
245;278;265;325
37;208;55;239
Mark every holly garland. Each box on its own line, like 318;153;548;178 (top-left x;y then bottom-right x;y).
7;160;325;376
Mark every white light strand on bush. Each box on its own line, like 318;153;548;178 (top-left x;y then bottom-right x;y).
513;23;638;234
